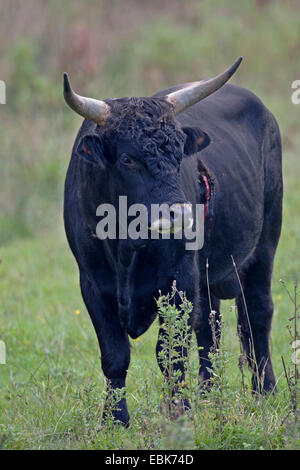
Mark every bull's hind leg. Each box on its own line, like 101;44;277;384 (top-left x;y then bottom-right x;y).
236;110;282;394
236;153;282;394
194;285;221;388
80;272;131;427
236;255;276;394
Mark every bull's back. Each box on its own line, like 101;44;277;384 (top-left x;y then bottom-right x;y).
169;84;281;284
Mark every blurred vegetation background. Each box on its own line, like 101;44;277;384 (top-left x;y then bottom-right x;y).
1;0;300;245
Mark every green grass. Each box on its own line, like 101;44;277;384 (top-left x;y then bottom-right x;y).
0;150;299;450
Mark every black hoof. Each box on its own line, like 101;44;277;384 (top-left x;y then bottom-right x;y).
102;398;130;428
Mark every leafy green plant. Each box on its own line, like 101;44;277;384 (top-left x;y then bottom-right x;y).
156;281;193;420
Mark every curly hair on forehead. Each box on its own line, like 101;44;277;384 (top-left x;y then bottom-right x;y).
101;97;186;174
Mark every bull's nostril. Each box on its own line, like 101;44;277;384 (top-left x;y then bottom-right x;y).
171;203;193;227
149;218;173;233
149;202;193;234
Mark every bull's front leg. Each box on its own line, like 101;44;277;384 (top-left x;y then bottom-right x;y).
80;272;130;427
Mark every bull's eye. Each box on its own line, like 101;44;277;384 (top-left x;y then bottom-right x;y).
121;154;133;165
119;154;139;170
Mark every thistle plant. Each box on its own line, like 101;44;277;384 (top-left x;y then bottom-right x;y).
156;281;193;419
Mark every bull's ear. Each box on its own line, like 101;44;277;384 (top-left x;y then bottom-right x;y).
77;134;106;165
182;127;210;156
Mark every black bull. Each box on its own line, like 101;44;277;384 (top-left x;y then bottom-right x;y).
64;74;282;426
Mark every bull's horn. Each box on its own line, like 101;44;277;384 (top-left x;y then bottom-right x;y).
165;57;242;115
63;72;110;125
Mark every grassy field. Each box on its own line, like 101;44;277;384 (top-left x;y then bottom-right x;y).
0;0;299;450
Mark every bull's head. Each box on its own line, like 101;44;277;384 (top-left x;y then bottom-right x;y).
63;58;242;243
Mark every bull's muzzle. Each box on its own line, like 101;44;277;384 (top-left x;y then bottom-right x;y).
149;203;193;234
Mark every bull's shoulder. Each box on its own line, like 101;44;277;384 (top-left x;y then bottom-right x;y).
207;84;269;121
